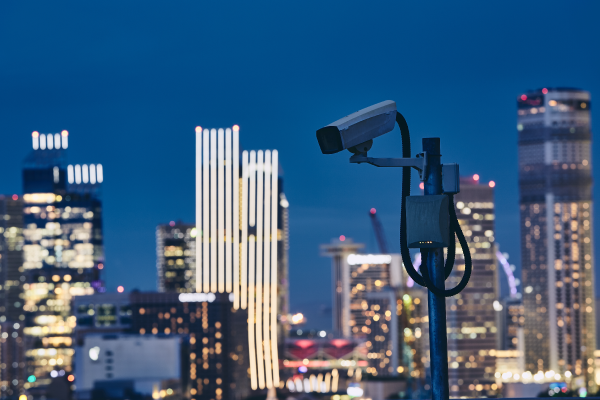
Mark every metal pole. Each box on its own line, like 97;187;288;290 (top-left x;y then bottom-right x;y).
422;137;449;400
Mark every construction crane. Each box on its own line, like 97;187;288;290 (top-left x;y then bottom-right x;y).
368;208;389;254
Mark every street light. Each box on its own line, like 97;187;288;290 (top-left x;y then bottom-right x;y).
316;100;472;400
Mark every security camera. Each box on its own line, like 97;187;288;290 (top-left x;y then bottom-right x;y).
316;100;397;154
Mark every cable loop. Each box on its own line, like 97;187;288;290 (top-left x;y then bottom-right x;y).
397;112;472;297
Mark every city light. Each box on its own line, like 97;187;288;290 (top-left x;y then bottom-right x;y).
347;254;392;265
542;88;548;94
67;375;74;382
473;174;479;181
419;182;424;190
27;375;36;383
291;313;304;324
12;194;18;200
370;208;376;214
489;180;495;188
117;286;124;293
339;235;345;241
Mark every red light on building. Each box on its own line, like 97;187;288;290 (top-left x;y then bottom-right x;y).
370;208;376;214
97;263;104;270
12;194;18;200
473;174;480;181
419;182;424;190
169;221;175;227
117;286;124;293
521;94;527;101
489;181;496;188
542;88;548;94
339;235;346;242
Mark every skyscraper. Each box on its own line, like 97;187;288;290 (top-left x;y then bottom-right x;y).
518;88;595;390
157;222;197;293
21;131;104;389
194;126;290;391
0;195;26;397
365;289;399;377
0;195;25;321
320;239;401;339
446;176;498;397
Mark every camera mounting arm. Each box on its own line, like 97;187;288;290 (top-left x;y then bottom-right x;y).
349;152;428;181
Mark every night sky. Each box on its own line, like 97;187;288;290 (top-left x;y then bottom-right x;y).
1;1;599;330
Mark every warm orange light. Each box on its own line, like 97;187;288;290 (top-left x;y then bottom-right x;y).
473;174;480;181
233;125;240;131
195;126;202;133
67;375;74;382
61;130;68;137
32;131;39;137
117;286;124;293
489;181;496;188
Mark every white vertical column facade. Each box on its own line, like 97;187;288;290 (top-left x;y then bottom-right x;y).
194;127;281;389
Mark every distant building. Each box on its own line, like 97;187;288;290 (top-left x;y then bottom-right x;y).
517;88;595;391
194;127;290;391
320;238;400;339
156;222;196;293
73;291;250;400
0;195;25;321
365;289;398;377
21;131;104;390
446;176;498;397
0;195;26;397
75;334;186;400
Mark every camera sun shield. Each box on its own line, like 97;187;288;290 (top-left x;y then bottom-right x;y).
317;100;397;154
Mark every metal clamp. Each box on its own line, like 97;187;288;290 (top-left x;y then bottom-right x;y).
349;151;428;180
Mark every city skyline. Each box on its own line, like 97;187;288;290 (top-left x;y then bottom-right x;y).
1;3;599;333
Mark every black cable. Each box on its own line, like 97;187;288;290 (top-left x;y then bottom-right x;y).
396;112;472;297
420;196;472;297
397;112;426;288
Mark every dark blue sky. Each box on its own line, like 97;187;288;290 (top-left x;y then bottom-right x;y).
1;1;599;330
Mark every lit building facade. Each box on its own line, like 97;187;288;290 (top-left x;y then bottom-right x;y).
320;239;400;339
0;195;26;397
517;88;596;391
21;131;104;389
72;291;249;400
194;126;290;391
157;222;197;293
446;176;498;397
365;289;398;377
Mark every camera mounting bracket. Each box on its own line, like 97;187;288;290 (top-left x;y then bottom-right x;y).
349;151;428;181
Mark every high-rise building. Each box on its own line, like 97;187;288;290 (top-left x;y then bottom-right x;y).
365;289;398;377
157;222;197;293
0;195;26;397
517;88;596;390
320;238;401;339
72;291;249;400
21;131;104;389
194;126;290;391
0;195;25;321
446;176;498;397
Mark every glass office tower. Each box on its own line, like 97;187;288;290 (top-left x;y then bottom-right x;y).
0;195;26;396
518;88;596;391
21;131;104;389
157;222;197;293
446;176;498;398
